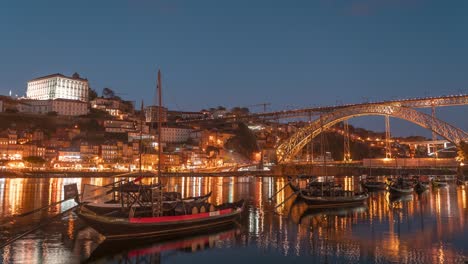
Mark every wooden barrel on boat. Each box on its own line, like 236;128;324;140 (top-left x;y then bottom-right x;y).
209;204;215;212
200;205;206;213
191;206;199;214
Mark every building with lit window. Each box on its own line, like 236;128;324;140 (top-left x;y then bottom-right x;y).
101;143;121;162
145;106;168;123
90;97;134;119
26;73;89;102
57;149;81;162
104;120;136;133
160;126;193;143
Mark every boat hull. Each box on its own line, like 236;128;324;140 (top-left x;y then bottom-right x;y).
457;179;468;185
289;182;368;208
297;191;368;208
77;203;243;240
361;182;386;191
388;185;413;195
414;182;430;193
432;181;448;188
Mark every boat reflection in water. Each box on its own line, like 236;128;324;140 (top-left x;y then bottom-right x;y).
84;225;241;263
291;201;368;225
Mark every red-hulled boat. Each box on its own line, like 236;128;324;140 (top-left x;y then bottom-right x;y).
77;199;244;240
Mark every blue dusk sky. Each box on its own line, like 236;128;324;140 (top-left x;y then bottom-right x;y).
0;0;466;136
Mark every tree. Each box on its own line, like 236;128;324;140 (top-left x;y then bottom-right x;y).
102;87;115;99
225;122;259;160
89;87;98;101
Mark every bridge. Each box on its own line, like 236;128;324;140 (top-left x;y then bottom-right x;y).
276;104;468;163
179;94;468;164
179;94;468;123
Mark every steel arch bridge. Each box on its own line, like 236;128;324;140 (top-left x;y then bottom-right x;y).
276;104;468;163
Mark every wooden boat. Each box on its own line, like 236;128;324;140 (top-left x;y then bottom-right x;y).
414;181;430;193
83;191;212;215
387;177;413;195
457;178;468;185
432;177;448;188
411;175;430;193
77;199;244;240
361;177;386;191
457;173;468;185
289;181;368;208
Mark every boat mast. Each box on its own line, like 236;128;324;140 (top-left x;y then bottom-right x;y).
139;100;144;176
320;115;325;194
157;69;162;179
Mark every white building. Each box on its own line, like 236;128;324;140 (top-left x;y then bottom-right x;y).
26;73;89;102
160;127;193;143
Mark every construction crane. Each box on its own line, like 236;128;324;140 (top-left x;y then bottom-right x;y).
244;103;271;112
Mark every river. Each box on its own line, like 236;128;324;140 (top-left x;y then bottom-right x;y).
0;176;467;263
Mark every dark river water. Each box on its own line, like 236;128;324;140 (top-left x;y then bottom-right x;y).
0;176;467;264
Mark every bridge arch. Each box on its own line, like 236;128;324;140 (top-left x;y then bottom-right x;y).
276;104;468;163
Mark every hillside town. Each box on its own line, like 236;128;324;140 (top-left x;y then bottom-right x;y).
0;72;458;172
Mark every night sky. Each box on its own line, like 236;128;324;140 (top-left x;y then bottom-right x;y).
0;0;467;136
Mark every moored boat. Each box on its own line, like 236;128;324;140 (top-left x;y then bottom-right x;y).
77;199;245;240
432;177;448;188
387;177;413;195
361;177;386;191
457;173;468;185
289;181;368;208
413;175;430;193
457;178;468;185
414;181;430;193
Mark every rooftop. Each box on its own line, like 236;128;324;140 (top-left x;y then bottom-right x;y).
28;72;88;82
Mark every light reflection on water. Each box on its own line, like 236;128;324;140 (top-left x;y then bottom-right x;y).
0;176;466;263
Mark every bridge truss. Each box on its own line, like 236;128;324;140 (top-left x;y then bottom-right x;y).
276;104;468;163
178;94;468;124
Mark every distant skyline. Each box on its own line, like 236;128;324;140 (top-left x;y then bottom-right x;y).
0;0;467;136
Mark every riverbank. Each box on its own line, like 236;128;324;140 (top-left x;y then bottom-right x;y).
0;165;458;178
